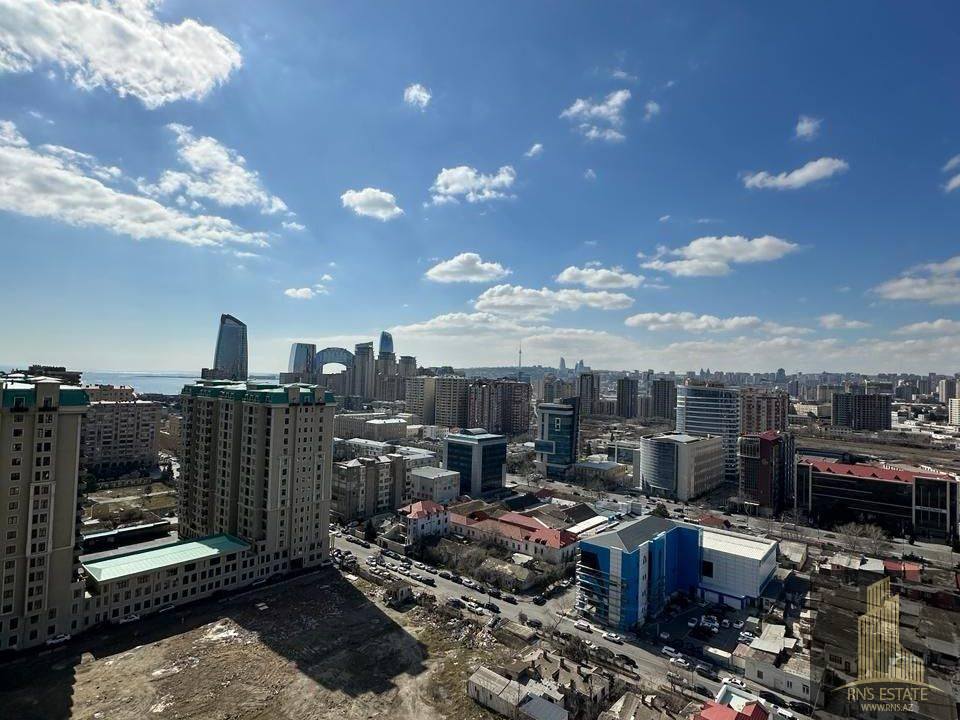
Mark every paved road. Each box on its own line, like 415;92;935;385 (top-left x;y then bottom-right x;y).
336;538;732;697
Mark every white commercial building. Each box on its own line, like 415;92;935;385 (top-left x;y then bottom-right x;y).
410;466;460;504
699;530;778;607
636;432;724;501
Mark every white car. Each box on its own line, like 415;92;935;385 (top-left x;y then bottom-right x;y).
670;657;691;669
739;632;757;642
733;620;745;629
687;618;698;628
118;613;140;624
603;632;623;644
45;633;71;646
659;631;670;640
574;620;593;633
723;677;746;687
157;604;176;614
462;578;475;588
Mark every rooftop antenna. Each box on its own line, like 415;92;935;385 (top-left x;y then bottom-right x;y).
518;343;522;382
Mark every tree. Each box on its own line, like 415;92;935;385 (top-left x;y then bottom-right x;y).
651;503;670;519
364;519;377;542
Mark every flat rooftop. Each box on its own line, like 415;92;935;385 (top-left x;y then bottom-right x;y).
82;534;249;583
701;529;777;560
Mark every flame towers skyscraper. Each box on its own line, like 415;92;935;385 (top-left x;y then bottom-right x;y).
212;314;248;381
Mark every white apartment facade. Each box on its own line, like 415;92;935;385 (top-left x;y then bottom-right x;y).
637;432;724;501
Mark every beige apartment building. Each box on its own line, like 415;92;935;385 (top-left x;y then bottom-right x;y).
177;380;334;574
80;384;160;475
404;376;437;424
434;376;469;428
739;388;789;434
0;374;89;649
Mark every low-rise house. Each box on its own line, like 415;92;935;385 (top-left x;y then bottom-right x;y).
450;507;578;565
397;500;448;545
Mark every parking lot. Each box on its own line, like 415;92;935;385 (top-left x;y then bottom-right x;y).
644;600;760;657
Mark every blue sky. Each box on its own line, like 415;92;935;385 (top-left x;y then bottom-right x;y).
1;1;958;373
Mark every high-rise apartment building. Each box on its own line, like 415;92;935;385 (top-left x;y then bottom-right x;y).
178;380;334;572
738;388;789;434
637;432;724;501
397;356;418;378
443;428;507;497
405;376;436;424
676;381;740;477
649;379;677;420
543;378;576;404
205;314;248;381
830;392;892;431
350;342;376;400
949;398;960;427
331;454;406;522
577;372;600;416
466;379;531;436
80;387;160;476
535;397;580;479
938;379;958;403
737;431;796;514
616;377;638;418
434;376;469;428
0;375;89;648
288;343;317;374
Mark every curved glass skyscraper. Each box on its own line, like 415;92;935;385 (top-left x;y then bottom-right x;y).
378;331;394;355
213;314;248;380
288;342;317;373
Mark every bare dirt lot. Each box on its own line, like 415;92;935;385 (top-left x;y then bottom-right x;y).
0;572;508;720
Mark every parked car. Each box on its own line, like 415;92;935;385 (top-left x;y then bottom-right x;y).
450;574;462;583
722;677;745;688
760;691;788;706
721;619;731;628
462;578;475;588
603;632;623;644
739;631;757;642
502;595;517;604
574;620;593;633
118;613;140;624
617;653;638;668
157;604;176;614
788;702;812;715
438;571;451;579
661;646;679;658
484;602;500;613
687;617;698;628
670;657;691;669
445;598;464;609
526;618;543;629
45;633;71;646
733;620;745;629
532;595;546;605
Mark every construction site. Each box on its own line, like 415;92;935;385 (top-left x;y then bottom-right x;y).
0;571;514;720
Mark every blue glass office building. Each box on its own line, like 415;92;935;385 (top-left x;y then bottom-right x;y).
535;397;580;478
444;428;507;497
213;314;248;380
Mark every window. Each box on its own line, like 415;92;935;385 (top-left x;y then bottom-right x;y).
701;560;714;578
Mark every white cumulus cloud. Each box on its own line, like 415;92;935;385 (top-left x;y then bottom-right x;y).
819;313;869;329
0;0;241;108
0;119;266;248
284;287;319;300
524;143;543;158
942;154;960;192
429;165;516;204
340;187;404;221
795;115;822;140
641;235;799;276
743;157;849;190
556;265;645;289
425;252;511;283
139;124;289;215
282;220;305;231
643;100;661;121
403;83;431;110
893;318;960;334
561;89;631;142
874;255;960;304
473;284;633;318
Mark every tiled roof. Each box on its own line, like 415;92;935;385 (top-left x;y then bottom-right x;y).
450;511;577;549
400;500;446;519
800;457;954;484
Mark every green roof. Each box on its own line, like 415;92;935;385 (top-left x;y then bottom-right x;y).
82;534;248;583
180;380;330;405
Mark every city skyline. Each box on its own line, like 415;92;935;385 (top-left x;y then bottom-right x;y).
1;2;959;373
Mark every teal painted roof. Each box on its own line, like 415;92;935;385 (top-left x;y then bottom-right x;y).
82;534;248;583
180;380;330;405
1;379;89;408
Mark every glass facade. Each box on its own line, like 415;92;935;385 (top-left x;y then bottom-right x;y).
480;442;507;495
676;384;739;476
288;342;317;373
213;314;248;380
537;397;580;478
446;441;475;495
